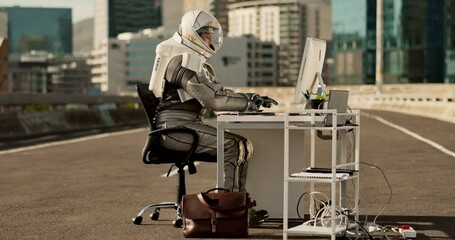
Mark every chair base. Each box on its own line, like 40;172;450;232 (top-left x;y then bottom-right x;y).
132;201;183;227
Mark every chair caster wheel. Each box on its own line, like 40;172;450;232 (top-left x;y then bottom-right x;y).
132;216;143;225
173;218;183;228
150;211;159;221
150;209;160;220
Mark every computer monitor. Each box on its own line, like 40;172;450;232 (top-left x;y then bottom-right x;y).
293;37;327;104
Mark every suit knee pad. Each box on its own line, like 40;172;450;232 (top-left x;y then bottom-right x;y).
237;139;254;165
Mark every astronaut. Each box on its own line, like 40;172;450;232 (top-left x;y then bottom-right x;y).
149;10;277;227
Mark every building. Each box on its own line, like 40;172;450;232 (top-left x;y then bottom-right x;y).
209;35;279;87
446;0;455;83
8;51;52;93
162;0;211;33
228;0;331;86
332;0;455;84
0;38;9;92
94;0;162;49
121;29;166;92
4;6;72;55
0;7;8;92
209;0;229;34
89;28;169;95
7;51;91;94
2;6;96;93
47;56;92;94
89;39;127;94
0;7;7;38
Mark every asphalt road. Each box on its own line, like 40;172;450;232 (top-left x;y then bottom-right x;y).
1;109;454;240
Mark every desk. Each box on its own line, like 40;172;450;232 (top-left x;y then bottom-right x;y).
217;113;338;218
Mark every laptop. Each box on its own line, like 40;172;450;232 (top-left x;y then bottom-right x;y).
324;90;349;126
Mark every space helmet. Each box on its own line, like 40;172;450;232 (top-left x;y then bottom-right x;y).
178;10;223;58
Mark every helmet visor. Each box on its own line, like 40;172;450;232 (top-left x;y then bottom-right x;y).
194;12;223;52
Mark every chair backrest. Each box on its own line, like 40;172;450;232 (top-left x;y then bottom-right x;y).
136;83;159;130
135;83;216;167
136;83;190;163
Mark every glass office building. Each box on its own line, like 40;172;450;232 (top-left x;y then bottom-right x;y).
4;7;72;55
126;38;159;87
332;0;376;84
332;0;455;84
94;0;161;49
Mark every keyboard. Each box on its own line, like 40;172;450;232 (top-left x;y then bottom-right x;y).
304;167;357;175
218;111;276;116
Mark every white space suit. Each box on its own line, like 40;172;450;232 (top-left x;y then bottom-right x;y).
149;10;277;192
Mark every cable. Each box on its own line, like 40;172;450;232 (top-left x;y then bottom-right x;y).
360;162;393;225
377;224;406;240
296;192;309;219
346;215;374;240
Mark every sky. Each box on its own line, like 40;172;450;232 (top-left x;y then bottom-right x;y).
1;0;94;23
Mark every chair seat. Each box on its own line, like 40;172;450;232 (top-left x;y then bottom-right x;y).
145;147;216;165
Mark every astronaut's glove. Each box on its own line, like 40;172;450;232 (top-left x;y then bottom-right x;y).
245;93;278;110
258;96;278;108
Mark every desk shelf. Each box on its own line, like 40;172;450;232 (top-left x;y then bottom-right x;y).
283;109;361;240
286;173;359;183
286;224;346;236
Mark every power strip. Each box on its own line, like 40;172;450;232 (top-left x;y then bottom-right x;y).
364;222;377;233
398;225;416;238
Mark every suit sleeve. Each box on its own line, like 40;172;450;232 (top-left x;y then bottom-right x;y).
169;57;250;111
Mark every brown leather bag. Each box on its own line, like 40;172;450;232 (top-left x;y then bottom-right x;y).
182;188;256;238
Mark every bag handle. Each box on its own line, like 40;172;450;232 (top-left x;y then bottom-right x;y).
204;188;230;193
197;192;256;213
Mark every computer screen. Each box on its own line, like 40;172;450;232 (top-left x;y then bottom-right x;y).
293;37;327;104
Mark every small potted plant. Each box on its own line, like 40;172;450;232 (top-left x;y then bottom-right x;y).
308;93;328;109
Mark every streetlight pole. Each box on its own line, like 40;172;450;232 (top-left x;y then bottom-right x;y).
376;0;383;94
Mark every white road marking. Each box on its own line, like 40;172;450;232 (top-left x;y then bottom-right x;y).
362;112;455;158
1;127;202;178
0;128;147;155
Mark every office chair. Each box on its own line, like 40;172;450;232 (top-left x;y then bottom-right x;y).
132;84;216;227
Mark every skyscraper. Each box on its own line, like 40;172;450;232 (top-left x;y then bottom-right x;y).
94;0;161;49
4;6;72;55
332;0;455;84
228;0;331;86
161;0;211;33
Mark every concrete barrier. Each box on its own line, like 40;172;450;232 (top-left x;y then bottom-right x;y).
0;93;147;142
1;83;454;142
1;109;147;142
232;83;455;124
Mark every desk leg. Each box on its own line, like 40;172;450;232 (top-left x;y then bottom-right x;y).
217;125;224;188
340;130;347;207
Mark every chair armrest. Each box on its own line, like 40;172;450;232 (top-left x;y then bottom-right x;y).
142;127;199;173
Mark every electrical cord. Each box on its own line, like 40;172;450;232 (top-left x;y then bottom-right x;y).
360;162;393;225
296;191;340;222
378;224;406;239
346;215;374;240
296;192;309;219
298;192;350;229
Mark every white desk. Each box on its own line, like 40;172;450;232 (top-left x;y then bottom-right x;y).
217;113;333;218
